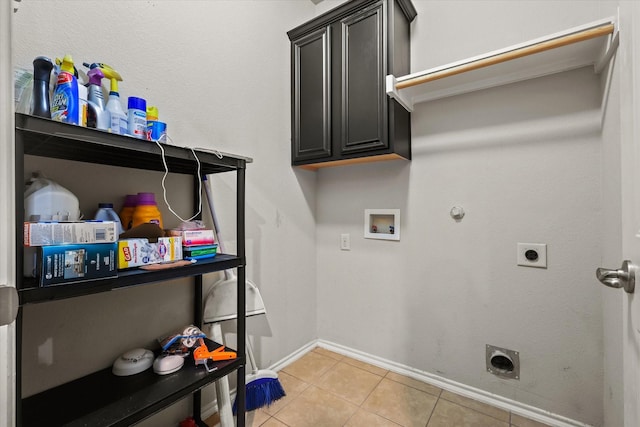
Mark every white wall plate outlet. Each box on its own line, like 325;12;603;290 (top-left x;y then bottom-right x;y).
517;243;547;268
341;233;351;251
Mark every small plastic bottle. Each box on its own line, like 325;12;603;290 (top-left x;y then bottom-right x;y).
51;54;79;125
127;97;147;139
132;192;163;229
78;84;88;127
86;68;110;130
146;105;158;140
106;79;128;135
31;56;54;118
94;203;124;236
119;194;138;231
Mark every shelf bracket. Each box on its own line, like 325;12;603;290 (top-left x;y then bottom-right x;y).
386;17;618;111
386;74;414;112
594;27;619;74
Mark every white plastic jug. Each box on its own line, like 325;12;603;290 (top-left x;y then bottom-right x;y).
23;176;81;278
24;177;80;221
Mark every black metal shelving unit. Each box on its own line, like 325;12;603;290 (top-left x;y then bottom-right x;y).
14;113;248;427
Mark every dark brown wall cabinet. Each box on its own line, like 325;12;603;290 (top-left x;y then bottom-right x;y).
288;0;416;170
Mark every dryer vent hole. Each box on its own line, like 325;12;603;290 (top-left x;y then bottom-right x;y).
486;344;520;380
491;355;514;372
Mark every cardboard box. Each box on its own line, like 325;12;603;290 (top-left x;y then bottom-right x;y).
118;237;183;269
37;243;118;287
24;221;118;247
174;229;215;247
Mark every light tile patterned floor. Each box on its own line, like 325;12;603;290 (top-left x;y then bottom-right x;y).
206;347;552;427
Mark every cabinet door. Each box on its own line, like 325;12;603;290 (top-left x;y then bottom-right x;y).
292;27;332;162
340;2;387;154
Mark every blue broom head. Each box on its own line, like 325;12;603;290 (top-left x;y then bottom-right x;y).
233;376;286;413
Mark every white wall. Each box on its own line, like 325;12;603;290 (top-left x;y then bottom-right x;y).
12;0;628;426
314;1;617;425
12;1;319;425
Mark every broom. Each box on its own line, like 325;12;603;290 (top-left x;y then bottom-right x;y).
202;175;285;413
234;336;286;413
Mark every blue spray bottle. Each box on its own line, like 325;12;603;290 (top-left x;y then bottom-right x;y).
86;68;110;130
51;54;79;124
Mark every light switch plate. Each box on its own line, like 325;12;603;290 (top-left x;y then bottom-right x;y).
340;234;350;251
517;243;547;268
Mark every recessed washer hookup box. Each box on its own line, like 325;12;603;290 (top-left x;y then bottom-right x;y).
37;242;118;287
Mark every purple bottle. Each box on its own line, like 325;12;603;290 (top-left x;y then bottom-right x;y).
132;192;163;229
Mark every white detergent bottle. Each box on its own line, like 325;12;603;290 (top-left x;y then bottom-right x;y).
94;203;124;236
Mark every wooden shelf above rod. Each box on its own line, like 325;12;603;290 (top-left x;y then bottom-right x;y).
387;17;619;111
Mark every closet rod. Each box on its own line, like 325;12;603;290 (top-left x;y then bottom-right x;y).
396;23;615;90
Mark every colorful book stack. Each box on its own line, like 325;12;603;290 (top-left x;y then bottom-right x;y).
179;229;217;261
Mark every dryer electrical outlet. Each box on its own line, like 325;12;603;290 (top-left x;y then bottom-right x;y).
517;243;547;268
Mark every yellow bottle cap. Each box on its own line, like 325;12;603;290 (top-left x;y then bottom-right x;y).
147;106;159;121
60;54;74;73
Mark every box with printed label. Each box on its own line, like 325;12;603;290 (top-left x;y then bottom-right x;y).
118;237;183;269
37;242;118;287
24;221;118;247
176;229;215;247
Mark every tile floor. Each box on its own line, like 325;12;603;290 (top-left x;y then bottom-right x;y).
206;347;553;427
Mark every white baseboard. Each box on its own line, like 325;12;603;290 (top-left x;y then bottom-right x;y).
201;338;591;427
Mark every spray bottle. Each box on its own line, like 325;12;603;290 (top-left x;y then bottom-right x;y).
86;68;110;130
83;63;127;134
51;54;79;124
106;78;127;134
31;56;54;118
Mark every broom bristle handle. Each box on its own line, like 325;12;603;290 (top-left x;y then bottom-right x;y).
246;336;259;374
203;175;234;281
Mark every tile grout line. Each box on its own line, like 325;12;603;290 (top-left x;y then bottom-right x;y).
438;392;513;426
276;349;543;427
423;388;442;427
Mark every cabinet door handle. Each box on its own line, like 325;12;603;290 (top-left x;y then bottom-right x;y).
0;285;18;326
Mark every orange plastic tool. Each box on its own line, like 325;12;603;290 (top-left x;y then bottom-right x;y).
193;338;237;372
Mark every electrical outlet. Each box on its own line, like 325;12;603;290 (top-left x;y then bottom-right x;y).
517;243;547;268
341;234;350;251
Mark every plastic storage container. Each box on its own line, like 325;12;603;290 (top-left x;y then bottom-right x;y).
24;176;80;221
94;203;124;236
23;176;81;277
132;192;163;229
